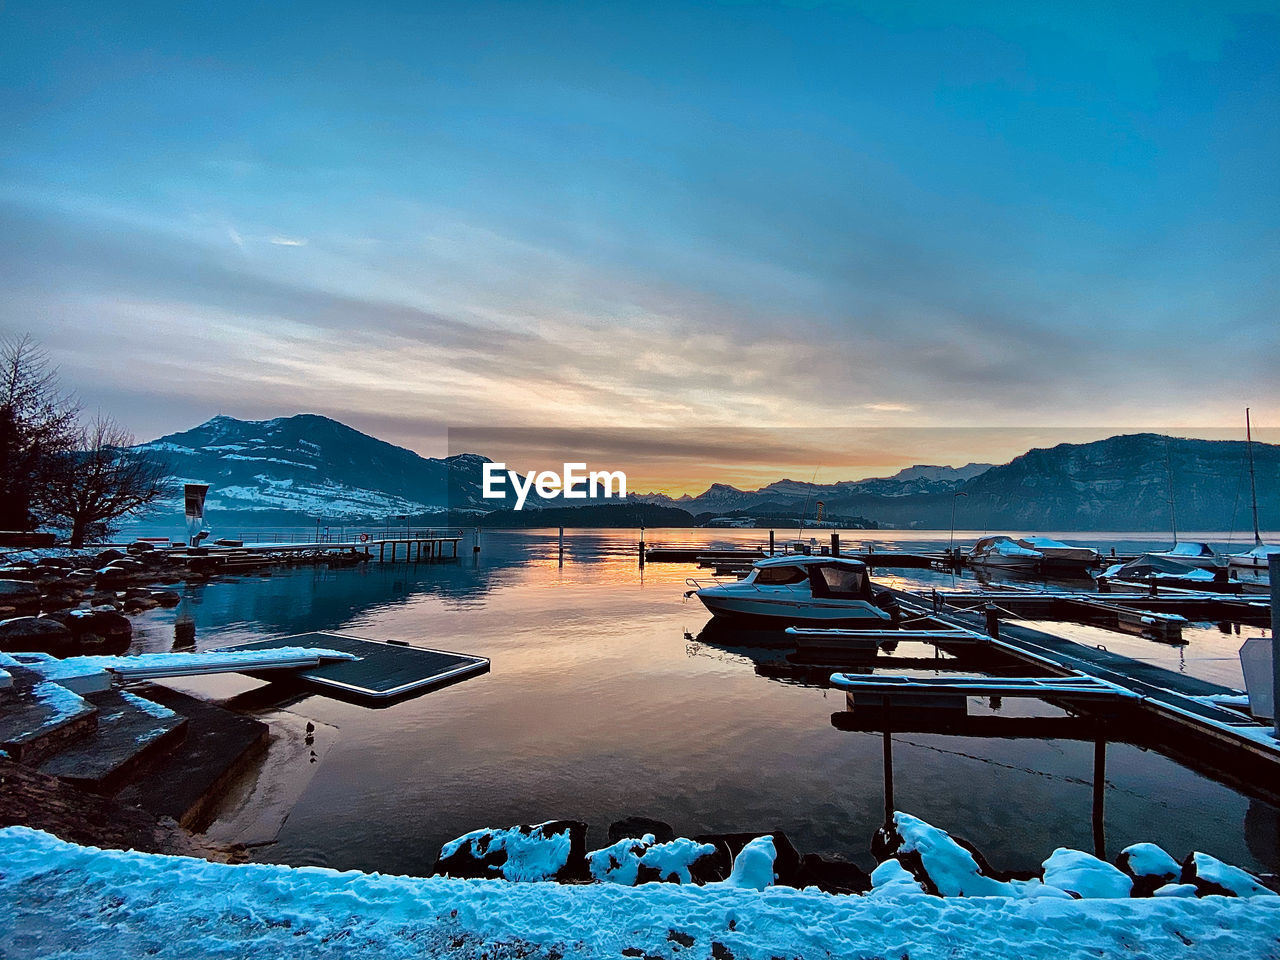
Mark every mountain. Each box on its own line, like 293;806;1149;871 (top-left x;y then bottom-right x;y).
135;414;501;523
814;434;1280;531
633;463;994;514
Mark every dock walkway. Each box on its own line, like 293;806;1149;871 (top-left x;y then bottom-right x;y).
891;590;1278;769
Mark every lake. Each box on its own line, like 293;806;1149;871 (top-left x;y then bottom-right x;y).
122;528;1279;878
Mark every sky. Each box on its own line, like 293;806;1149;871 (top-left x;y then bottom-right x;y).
1;1;1278;492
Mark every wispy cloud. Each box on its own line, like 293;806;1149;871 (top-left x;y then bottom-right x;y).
269;236;307;247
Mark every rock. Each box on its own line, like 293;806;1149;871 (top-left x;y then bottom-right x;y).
150;590;181;608
875;813;1012;897
867;858;927;898
635;838;719;885
693;831;802;887
0;566;39;581
44;608;132;651
0;615;74;653
795;852;871;895
1042;849;1133;898
127;540;156;554
0;579;41;615
434;821;588;882
1117;842;1180;896
94;549;126;565
122;596;158;613
35;557;73;569
609;816;675;845
1181;852;1277;898
721;836;777;890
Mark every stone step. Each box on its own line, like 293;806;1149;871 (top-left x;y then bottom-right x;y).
116;685;269;829
37;689;188;795
0;665;98;764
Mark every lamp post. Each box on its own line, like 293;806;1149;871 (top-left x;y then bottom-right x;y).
949;492;968;558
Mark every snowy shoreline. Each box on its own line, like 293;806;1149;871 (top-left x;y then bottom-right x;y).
3;826;1279;960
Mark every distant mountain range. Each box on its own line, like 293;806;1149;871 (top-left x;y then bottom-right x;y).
133;415;1280;531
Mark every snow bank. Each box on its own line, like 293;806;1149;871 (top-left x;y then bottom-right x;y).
1042;849;1133;899
641;838;717;884
3;827;1279;960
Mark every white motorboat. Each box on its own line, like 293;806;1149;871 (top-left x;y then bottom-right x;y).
967;536;1043;571
686;555;897;626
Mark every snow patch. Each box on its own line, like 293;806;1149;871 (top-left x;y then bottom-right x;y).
1042;849;1133;899
718;835;776;890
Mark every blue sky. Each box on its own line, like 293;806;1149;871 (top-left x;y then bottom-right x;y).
1;0;1277;477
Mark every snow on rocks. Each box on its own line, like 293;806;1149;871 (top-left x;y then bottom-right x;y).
436;820;589;882
868;858;927;899
1117;842;1181;896
718;835;777;891
879;812;1013;897
5;827;1280;960
587;835;718;886
1154;884;1200;898
1182;852;1278;898
1042;849;1133;899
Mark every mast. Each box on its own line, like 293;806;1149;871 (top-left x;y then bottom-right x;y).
1246;408;1262;546
1163;441;1178;545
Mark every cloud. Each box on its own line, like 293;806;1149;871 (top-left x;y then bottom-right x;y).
269;236;308;246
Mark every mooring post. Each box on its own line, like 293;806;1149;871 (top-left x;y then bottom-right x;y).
831;533;840;556
1092;736;1107;860
558;526;564;567
769;529;775;555
882;695;894;825
931;588;940;613
1271;554;1280;737
638;524;646;568
984;603;1000;639
473;527;480;554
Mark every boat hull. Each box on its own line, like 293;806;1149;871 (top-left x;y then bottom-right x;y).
696;591;892;627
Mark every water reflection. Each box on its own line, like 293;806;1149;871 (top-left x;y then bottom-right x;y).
120;528;1278;878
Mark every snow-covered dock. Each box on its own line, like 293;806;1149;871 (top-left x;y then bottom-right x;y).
2;826;1278;960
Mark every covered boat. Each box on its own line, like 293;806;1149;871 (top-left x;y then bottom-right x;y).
1100;553;1217;586
1013;536;1099;574
1228;542;1280;573
1148;542;1223;570
687;556;898;627
967;536;1043;571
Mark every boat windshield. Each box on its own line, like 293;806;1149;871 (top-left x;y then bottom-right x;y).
808;563;867;599
753;565;809;585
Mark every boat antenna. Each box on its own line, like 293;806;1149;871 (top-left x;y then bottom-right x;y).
797;467;820;540
1246;408;1262;546
1163;439;1178;546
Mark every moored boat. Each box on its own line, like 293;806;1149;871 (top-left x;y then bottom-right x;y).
1012;536;1099;575
686;555;898;627
967;536;1043;572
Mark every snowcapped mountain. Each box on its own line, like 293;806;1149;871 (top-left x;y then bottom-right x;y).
135;415;499;522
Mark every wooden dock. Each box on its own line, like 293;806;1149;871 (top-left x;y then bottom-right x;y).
889;589;1280;775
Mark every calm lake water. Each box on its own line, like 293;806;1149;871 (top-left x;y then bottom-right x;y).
123;528;1279;877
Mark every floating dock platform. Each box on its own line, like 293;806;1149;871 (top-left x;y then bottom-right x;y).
216;632;489;705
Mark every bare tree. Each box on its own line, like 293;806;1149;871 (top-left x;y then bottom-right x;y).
45;416;171;547
0;335;80;531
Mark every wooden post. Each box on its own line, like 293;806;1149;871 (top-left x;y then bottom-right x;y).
1271;554;1280;736
831;533;840;556
1092;737;1107;861
984;603;1000;639
882;695;894;826
558;526;564;567
380;542;385;562
769;529;775;555
638;524;646;568
473;527;480;554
